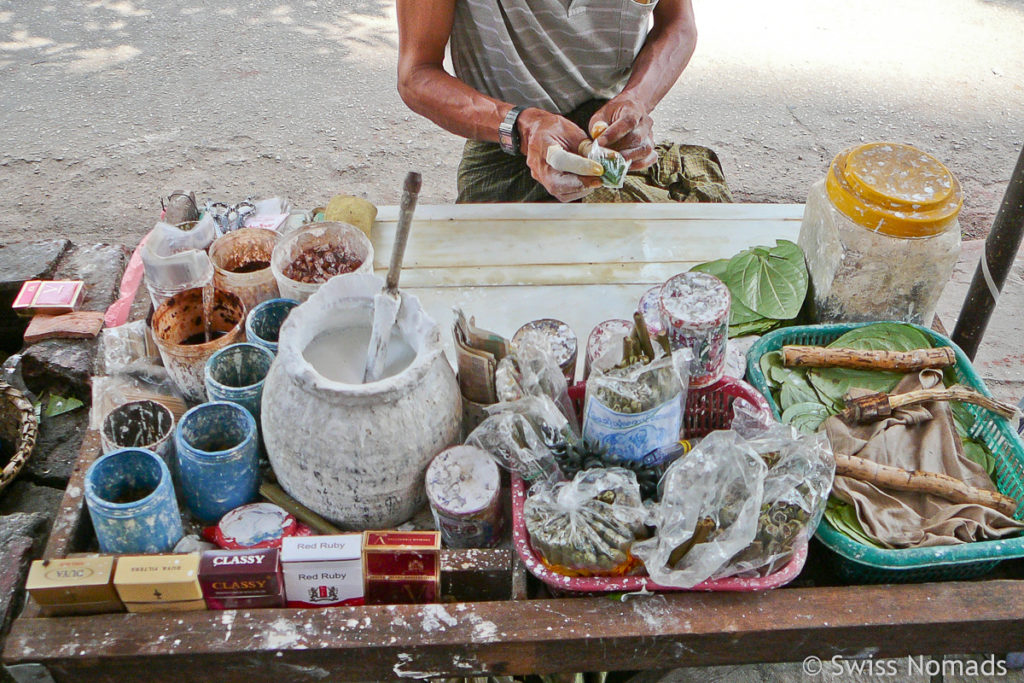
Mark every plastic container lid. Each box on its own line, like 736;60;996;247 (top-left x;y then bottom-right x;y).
825;142;963;238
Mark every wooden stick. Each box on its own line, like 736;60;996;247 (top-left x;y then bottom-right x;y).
835;453;1019;517
259;482;343;535
842;384;1020;423
782;345;956;371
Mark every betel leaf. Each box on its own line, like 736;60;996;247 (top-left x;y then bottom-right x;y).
725;240;808;320
729;317;777;339
779;378;821;411
44;395;84;418
826;323;932;353
962;438;997;478
690;258;729;279
691;259;762;326
781;402;830;434
824;497;883;548
758;350;785;389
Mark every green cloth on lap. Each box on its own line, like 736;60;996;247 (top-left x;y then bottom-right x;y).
456;99;732;204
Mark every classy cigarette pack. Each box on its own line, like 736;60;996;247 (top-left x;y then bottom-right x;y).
113;553;205;613
280;535;363;608
25;556;124;616
199;548;284;610
12;280;84;315
362;530;440;604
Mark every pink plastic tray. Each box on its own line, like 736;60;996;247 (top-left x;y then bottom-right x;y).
511;475;808;594
513;375;807;594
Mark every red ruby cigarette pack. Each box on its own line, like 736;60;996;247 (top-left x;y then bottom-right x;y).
198;548;284;610
362;530;440;605
280;535;363;608
12;280;84;315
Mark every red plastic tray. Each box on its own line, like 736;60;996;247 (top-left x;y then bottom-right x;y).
514;376;808;594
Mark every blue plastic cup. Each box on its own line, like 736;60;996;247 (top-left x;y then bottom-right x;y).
176;401;260;524
245;298;298;355
204;343;275;423
84;448;183;554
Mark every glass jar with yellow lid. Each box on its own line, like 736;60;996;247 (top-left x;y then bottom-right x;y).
797;142;962;325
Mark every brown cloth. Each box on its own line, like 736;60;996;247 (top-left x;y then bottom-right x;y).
824;370;1024;548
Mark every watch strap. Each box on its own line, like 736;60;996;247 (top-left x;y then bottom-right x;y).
499;105;526;156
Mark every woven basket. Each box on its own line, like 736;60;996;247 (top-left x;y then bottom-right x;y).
0;381;38;495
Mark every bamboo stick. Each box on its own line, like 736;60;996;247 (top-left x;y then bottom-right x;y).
259;482;343;535
782;345;956;371
835;453;1019;517
842;385;1020;423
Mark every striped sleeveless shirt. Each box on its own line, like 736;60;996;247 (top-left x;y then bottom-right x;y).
450;0;658;115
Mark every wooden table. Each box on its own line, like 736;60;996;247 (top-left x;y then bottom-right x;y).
6;203;1024;682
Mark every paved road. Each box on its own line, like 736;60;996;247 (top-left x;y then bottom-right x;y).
0;0;1022;245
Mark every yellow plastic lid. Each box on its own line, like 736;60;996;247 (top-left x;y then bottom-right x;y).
825;142;963;237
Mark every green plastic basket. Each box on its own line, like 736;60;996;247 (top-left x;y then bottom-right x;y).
747;322;1024;583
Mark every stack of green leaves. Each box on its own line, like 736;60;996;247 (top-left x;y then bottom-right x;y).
690;240;808;338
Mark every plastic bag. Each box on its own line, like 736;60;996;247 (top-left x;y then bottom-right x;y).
582;348;690;462
495;329;578;433
149;215;218;254
142;218;216;307
632;430;766;587
90;321;186;431
725;403;835;577
587;141;630;189
523;468;647;576
466;410;563;483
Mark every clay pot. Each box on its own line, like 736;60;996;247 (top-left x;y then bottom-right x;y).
261;274;461;528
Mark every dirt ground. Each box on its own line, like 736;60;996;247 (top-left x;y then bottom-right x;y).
1;0;1022;247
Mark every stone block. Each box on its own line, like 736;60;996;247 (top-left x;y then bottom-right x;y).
0;241;69;294
0;481;64;540
23;408;87;488
20;338;97;403
0;240;70;354
0;512;47;635
51;243;129;314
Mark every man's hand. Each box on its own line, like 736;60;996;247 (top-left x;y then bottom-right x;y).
589;96;657;170
518;108;603;202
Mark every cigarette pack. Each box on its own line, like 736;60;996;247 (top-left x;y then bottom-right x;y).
12;280;84;315
199;548;284;610
25;556;124;616
113;553;205;613
362;530;440;604
280;535;363;608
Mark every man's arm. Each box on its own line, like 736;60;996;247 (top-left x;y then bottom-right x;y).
396;0;601;201
591;0;698;168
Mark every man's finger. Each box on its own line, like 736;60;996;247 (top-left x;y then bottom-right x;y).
545;145;604;176
593;117;633;148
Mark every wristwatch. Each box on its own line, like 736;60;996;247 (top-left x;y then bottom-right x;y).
498;105;526;156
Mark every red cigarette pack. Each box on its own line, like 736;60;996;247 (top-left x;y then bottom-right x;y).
12;280;83;315
362;531;440;604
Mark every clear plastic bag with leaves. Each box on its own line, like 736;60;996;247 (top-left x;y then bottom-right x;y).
582;348;690;462
586;141;630;189
466;409;563;484
495;329;578;433
524;467;648;576
632;430;767;587
725;404;835;576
